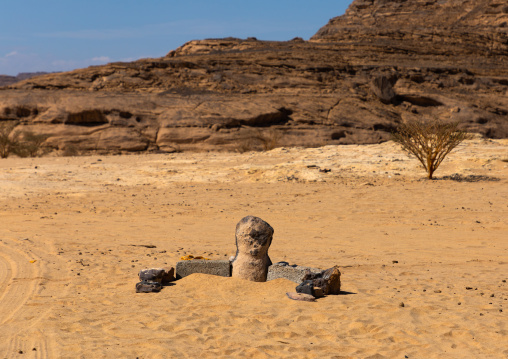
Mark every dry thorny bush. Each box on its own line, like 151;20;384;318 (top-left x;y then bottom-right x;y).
0;121;50;158
392;119;472;179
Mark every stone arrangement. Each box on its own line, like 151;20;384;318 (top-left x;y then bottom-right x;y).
135;215;342;301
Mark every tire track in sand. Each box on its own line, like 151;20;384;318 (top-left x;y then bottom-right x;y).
0;238;61;358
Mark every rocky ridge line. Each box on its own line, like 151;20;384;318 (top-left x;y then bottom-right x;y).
0;0;507;154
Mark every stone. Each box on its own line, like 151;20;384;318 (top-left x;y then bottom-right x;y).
321;266;341;295
313;287;324;298
135;280;162;293
231;216;273;282
162;267;175;284
286;292;316;302
139;268;165;283
302;265;341;295
139;267;175;284
296;280;315;296
175;260;231;279
267;262;323;283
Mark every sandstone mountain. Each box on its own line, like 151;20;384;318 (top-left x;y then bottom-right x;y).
1;0;507;154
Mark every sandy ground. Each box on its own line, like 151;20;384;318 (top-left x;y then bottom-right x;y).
0;138;507;358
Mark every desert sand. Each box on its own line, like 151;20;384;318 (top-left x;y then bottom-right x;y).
0;138;507;358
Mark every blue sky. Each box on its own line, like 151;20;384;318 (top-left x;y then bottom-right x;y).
0;1;352;75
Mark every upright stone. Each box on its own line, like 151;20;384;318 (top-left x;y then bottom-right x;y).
231;216;273;282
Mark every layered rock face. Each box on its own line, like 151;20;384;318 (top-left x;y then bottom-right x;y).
1;0;507;154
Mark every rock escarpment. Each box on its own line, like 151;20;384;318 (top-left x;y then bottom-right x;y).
1;0;507;154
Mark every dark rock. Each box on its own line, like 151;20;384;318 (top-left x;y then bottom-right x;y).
135;280;162;293
313;287;325;298
231;216;273;282
274;261;289;266
139;268;165;283
295;280;315;296
162;267;175;283
321;266;342;294
301;265;341;295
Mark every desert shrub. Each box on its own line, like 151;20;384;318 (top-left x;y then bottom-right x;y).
256;128;283;151
0;121;18;158
61;145;81;157
235;137;258;153
392;119;471;179
12;131;50;158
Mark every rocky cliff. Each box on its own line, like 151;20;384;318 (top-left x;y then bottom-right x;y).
1;0;507;155
0;72;51;87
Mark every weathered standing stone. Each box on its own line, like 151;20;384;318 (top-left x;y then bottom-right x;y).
231;216;273;282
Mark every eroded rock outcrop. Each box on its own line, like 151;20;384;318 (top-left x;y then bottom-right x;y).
0;0;506;154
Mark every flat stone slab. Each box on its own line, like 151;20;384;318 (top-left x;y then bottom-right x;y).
267;262;323;283
286;292;316;302
176;260;231;279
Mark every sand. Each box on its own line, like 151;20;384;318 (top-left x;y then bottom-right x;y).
0;138;507;358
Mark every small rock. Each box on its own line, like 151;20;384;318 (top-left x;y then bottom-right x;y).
162;267;175;284
434;290;442;293
135;280;162;293
274;261;289;266
301;265;341;295
286;292;316;302
139;268;165;283
313;287;324;298
296;280;315;296
399;302;405;307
